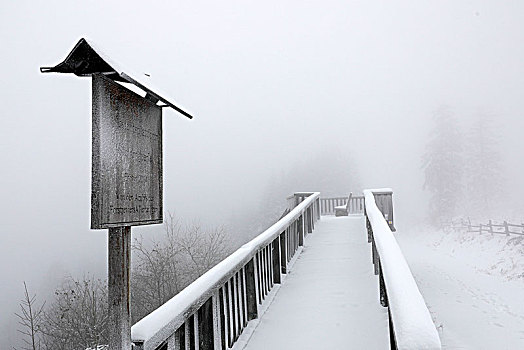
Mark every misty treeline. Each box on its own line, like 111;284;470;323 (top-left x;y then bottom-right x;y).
422;106;505;226
229;149;361;242
14;214;230;350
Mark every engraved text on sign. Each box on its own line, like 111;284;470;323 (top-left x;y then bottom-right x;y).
91;74;162;229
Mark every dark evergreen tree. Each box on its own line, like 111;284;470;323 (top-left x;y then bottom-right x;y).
422;106;464;225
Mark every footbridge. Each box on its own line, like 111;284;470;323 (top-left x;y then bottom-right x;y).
130;190;442;350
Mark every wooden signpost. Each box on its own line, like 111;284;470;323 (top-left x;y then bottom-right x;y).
41;38;193;349
91;73;163;230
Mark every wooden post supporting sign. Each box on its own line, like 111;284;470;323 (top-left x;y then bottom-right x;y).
108;226;131;349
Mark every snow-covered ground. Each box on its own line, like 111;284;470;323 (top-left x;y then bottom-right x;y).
397;226;524;349
241;216;389;349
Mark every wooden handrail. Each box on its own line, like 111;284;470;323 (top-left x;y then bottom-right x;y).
364;189;441;350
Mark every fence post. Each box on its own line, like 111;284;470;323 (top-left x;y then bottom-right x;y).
504;221;509;236
489;220;493;234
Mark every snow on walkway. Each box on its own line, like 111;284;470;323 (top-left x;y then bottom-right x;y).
398;231;524;350
242;216;389;349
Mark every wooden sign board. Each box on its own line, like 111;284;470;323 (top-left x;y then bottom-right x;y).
91;74;163;229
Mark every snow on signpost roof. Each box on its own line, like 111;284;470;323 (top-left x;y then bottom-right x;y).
40;38;193;119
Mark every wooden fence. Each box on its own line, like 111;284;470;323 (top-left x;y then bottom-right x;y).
451;218;524;236
131;192;321;350
320;195;365;215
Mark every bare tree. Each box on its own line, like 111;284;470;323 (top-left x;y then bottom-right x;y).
39;276;108;350
131;216;185;322
131;212;230;323
14;282;45;350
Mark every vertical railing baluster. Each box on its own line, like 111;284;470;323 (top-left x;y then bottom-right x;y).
185;319;192;350
272;238;281;284
266;245;271;289
219;288;227;350
226;281;233;347
280;232;287;274
378;262;388;308
260;251;265;298
212;292;222;350
255;253;263;303
286;227;291;262
372;240;379;276
193;312;200;350
197;297;214;350
174;323;185;350
241;268;248;327
231;275;237;341
298;216;304;246
245;259;258;321
234;273;241;339
268;244;274;289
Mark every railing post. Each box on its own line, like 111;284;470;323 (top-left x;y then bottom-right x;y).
172;324;185;350
372;240;379;276
307;208;313;233
280;232;287;274
211;292;222;350
372;191;396;232
366;215;372;243
378;261;388;307
272;238;281;284
298;216;304;246
244;259;258;321
198;297;214;350
312;208;315;230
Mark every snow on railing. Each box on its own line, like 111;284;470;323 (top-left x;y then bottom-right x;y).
131;192;321;350
364;189;441;350
320;195;364;215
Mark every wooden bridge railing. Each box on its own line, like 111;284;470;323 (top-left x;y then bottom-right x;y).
320;195;365;215
364;189;441;350
131;192;321;350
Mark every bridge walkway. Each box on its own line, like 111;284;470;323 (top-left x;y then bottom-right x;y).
242;215;389;349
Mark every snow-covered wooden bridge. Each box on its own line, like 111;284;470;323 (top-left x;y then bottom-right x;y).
130;191;442;350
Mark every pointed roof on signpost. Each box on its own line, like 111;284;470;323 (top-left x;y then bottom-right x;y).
41;38;193;119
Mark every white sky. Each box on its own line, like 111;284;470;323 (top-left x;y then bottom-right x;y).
1;0;524;345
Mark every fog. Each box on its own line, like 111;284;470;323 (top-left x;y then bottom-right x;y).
1;0;524;346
